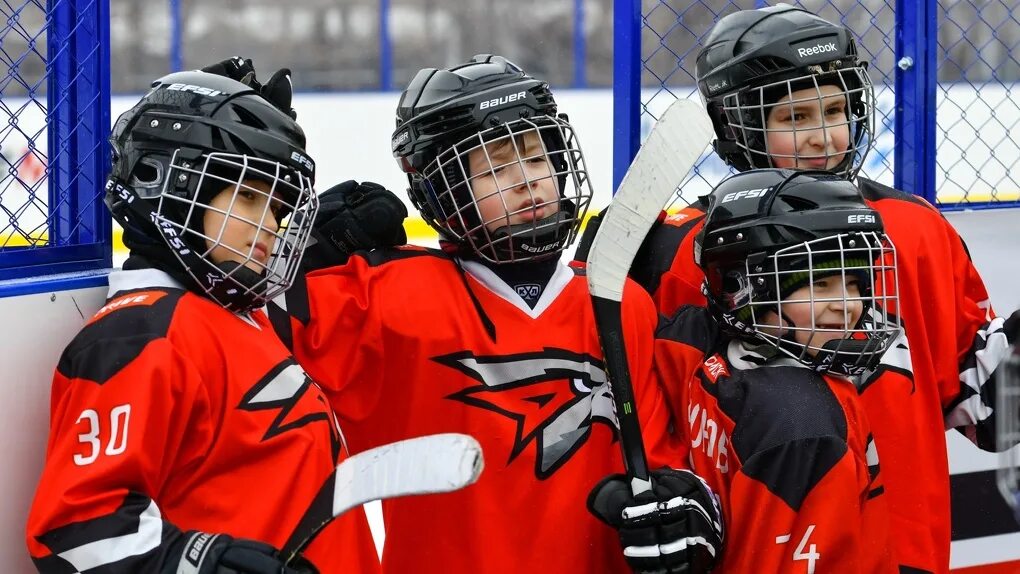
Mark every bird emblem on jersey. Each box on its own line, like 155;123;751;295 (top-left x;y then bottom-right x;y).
438;349;618;479
238;359;343;459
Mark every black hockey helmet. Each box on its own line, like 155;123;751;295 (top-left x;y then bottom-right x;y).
105;70;318;312
391;54;593;263
695;5;875;179
695;169;899;375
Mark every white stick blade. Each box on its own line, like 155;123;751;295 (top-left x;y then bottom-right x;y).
587;99;714;302
332;433;484;516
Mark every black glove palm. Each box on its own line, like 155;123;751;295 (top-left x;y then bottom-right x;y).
201;56;296;119
588;468;724;574
302;180;409;271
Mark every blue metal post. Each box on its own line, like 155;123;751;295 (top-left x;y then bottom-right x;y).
169;0;182;71
380;0;392;90
612;0;640;193
894;0;937;202
16;0;111;285
573;0;587;88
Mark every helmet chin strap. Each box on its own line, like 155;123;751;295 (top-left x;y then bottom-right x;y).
480;206;576;263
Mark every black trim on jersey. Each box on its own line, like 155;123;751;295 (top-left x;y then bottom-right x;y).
713;366;849;511
950;469;1020;540
945;329;1000;451
33;492;179;574
899;567;934;574
857;177;935;210
656;305;720;357
36;492;154;552
267;299;294;351
361;245;447;267
56;289;185;385
632;211;706;296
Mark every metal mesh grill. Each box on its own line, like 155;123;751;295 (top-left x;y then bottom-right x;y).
0;0;111;283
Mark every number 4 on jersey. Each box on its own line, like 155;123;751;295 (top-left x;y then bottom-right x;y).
775;524;819;574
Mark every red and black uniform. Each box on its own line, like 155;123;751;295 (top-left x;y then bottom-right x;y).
656;305;896;573
26;268;378;573
601;177;1006;573
273;246;680;574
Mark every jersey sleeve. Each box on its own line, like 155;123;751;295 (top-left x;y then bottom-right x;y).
270;254;382;399
652;306;722;470
945;311;1014;449
26;336;210;573
631;207;707;315
938;215;1013;448
621;279;684;470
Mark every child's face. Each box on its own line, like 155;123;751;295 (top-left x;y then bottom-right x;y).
759;273;864;355
466;130;560;232
202;179;283;273
765;84;851;171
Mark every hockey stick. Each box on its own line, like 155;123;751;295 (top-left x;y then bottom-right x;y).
586;99;713;495
281;432;484;565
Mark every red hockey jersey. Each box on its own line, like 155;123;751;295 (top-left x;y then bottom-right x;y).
274;247;680;574
655;305;896;573
26;268;378;573
613;177;1004;574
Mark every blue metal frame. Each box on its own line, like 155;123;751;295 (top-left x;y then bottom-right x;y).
1;0;112;289
894;0;937;202
379;0;392;91
169;0;183;72
612;0;641;193
573;0;587;88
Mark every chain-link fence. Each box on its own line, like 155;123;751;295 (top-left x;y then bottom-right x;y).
0;0;111;286
619;0;1020;210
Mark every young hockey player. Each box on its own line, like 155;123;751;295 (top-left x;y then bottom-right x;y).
271;54;724;573
575;6;1018;572
592;169;899;573
25;70;378;573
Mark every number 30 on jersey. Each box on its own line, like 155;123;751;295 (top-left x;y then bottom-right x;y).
73;404;131;466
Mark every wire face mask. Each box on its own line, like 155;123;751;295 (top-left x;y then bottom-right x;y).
734;231;899;376
419;116;593;264
154;150;318;311
720;66;875;180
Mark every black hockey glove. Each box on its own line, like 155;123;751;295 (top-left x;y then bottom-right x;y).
201;56;297;119
588;468;724;574
166;531;317;574
302;180;408;271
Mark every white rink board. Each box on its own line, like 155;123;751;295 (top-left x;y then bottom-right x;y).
0;286;107;572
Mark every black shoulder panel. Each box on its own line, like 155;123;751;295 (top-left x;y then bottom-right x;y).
57;289;184;385
361;245;447;267
656;304;720;356
857;177;934;210
631;211;706;296
717;367;849;511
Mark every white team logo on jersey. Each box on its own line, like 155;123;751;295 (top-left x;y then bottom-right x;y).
239;359;344;458
438;349;617;479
